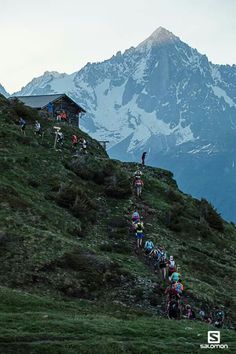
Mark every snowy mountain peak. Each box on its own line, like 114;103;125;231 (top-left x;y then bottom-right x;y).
13;71;68;96
43;71;65;78
138;26;178;49
149;27;176;41
13;29;236;223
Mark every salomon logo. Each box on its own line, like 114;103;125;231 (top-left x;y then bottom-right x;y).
200;331;229;350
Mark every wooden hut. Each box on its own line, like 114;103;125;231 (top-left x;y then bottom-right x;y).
10;94;86;127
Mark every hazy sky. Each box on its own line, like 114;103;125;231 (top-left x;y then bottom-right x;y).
1;0;235;93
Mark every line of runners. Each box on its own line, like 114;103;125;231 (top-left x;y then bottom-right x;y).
18;117;88;153
130;208;186;319
17;117;226;326
130;168;225;325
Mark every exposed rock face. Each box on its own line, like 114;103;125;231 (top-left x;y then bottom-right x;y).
0;83;9;97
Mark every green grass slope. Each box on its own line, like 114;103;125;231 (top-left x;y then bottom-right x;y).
0;287;235;354
0;95;236;353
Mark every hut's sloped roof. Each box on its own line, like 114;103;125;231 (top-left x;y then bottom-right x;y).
10;94;86;112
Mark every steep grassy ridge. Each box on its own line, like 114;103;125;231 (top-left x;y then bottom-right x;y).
0;95;235;353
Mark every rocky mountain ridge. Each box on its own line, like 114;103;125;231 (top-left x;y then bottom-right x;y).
0;83;9;97
12;27;236;221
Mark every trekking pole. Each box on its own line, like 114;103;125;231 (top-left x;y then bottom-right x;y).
53;126;61;150
54;132;58;149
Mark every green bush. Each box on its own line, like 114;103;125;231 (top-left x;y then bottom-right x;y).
108;227;128;240
69;156;116;183
132;287;144;302
0;231;10;250
58;249;123;295
10;99;40;124
149;293;159;307
0;185;31;210
200;199;224;232
166;203;184;231
108;217;128;228
166;189;183;203
56;184;97;222
104;172;132;198
100;240;131;254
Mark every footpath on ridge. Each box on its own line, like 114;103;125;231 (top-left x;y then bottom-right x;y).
0;96;235;329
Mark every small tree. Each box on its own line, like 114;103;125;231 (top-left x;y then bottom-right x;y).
200;199;224;232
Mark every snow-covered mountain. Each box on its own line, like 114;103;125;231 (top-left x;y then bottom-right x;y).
0;83;9;97
14;27;236;222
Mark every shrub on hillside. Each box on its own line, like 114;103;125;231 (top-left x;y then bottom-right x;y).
131;287;144;302
69;156;116;184
0;159;11;171
196;221;213;239
104;172;131;198
108;227;127;240
0;231;10;249
0;185;31;210
27;178;40;188
10;99;40;124
56;184;97;222
58;249;124;296
166;203;184;232
200;199;224;232
166;189;183;203
15;135;32;145
148;293;159;307
108;217;128;228
100;240;131;254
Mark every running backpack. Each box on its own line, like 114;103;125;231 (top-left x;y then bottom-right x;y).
216;311;224;319
174;283;183;294
136;223;143;231
146;241;153;249
135;180;142;186
160;252;166;264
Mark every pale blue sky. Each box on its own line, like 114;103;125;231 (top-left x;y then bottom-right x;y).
0;0;235;93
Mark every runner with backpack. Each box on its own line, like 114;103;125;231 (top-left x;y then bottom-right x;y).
34;120;43;137
19;117;26;135
144;240;154;255
132;210;140;223
165;284;181;320
213;307;225;328
57;132;64;147
135;219;144;249
170;267;181;283
72;134;78;149
80;138;88;154
134;168;142;181
159;246;168;279
151;248;160;273
134;178;144;198
130;210;140;232
172;279;184;296
183;305;196;320
167;256;176;279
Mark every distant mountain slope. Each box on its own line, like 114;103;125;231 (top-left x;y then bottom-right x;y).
14;27;236;221
0;83;9;97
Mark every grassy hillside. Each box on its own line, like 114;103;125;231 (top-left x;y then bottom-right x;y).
0;287;235;354
0;94;235;353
